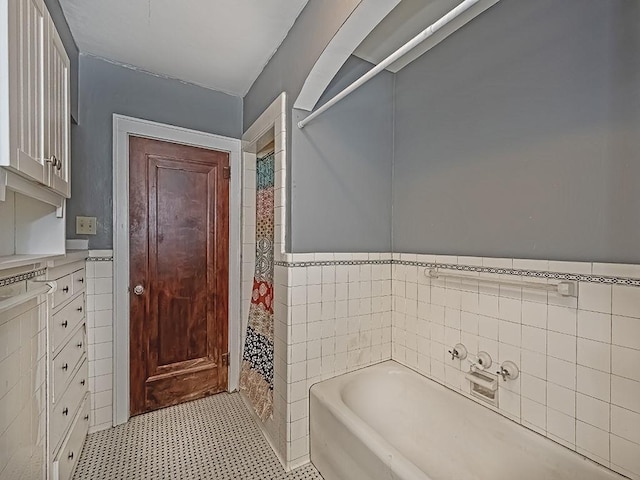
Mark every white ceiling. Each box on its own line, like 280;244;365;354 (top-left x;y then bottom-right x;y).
355;0;500;72
59;0;310;96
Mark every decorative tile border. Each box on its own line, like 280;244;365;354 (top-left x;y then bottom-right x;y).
275;259;640;286
274;259;391;268
397;260;640;287
86;256;114;262
0;268;47;288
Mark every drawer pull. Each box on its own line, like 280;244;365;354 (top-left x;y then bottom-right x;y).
62;286;69;293
62;407;69;416
78;277;84;284
84;414;89;421
81;379;86;386
77;342;83;348
62;363;68;371
68;451;74;460
76;306;83;312
61;321;68;328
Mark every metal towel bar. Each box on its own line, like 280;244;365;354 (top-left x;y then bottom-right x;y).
427;268;576;297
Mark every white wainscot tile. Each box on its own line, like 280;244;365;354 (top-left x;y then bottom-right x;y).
548;261;591;275
522;397;546;433
577;338;611;373
522;350;547;380
576;421;610;461
500;387;520;419
547;305;577;336
577;311;611;343
611;435;640;478
498;320;520;347
478;315;498;340
577;365;610;403
547;331;576;363
612;286;640;319
93;261;113;278
578;283;612;314
611;375;640;414
522;326;546;354
612;315;640;351
547;383;575;416
576;392;610;431
612;345;640;382
498;297;521;323
611;405;640;445
521;373;546;404
522;301;547;329
547;357;575;389
478;294;499;318
592;263;640;279
547;408;576;445
289;267;307;287
461;312;479;335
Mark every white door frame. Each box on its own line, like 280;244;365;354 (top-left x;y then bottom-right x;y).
112;114;242;426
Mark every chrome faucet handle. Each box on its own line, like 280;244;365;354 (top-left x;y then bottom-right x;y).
448;343;468;361
496;361;519;381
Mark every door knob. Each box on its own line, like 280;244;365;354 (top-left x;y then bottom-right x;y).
133;285;145;296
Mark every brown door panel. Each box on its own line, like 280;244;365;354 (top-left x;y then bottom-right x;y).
145;366;220;412
129;136;229;416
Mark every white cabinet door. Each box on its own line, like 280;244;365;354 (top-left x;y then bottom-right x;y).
44;15;70;198
1;0;48;184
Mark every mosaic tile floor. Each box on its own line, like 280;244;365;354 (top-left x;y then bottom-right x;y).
73;393;323;480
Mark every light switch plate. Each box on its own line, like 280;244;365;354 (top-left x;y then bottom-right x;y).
76;216;97;235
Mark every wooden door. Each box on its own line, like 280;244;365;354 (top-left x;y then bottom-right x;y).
129;136;229;416
44;14;70;197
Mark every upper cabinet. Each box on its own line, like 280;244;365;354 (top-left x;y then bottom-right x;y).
1;0;71;199
45;15;70;197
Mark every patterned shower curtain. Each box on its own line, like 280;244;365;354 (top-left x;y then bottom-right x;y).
240;152;275;421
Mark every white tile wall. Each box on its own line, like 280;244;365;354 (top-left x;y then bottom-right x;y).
85;251;114;433
391;255;640;480
240;101;289;465
0;284;46;479
279;254;393;467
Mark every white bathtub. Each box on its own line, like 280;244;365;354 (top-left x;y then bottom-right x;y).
310;361;621;480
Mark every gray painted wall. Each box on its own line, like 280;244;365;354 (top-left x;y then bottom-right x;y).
67;54;242;249
393;0;640;263
244;1;396;252
44;0;79;121
291;56;393;252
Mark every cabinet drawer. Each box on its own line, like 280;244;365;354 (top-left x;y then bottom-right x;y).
52;274;74;308
53;394;90;480
51;359;88;453
52;326;86;403
51;294;85;354
72;269;86;295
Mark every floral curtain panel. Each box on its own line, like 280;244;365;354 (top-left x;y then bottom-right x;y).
240;152;275;420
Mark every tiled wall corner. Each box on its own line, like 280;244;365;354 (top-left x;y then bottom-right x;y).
391;255;640;480
86;250;114;433
0;277;47;479
283;254;393;467
241;152;257;342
